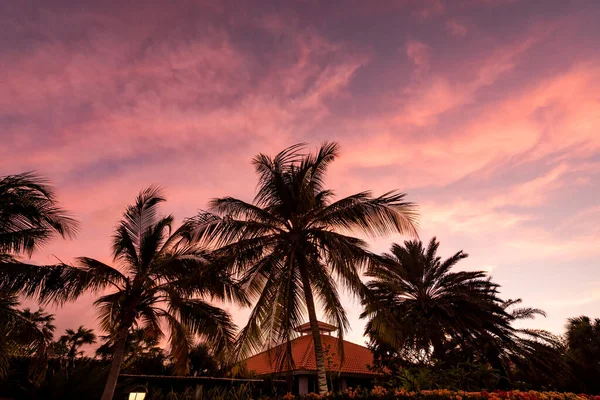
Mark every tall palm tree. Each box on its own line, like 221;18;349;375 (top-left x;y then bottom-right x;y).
0;187;247;400
362;238;512;362
188;143;418;393
59;325;97;367
0;172;77;377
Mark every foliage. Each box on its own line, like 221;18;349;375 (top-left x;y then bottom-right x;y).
59;325;97;367
188;342;230;377
321;388;600;400
0;171;78;256
564;316;600;394
13;308;56;356
0;187;247;400
96;327;166;374
188;142;417;393
0;356;108;400
147;384;256;400
2;163;600;397
0;172;78;378
371;362;500;392
0;299;56;382
363;238;569;392
362;238;513;363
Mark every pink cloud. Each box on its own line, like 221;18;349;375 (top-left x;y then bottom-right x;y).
3;0;600;342
445;20;468;37
413;0;446;19
405;40;431;76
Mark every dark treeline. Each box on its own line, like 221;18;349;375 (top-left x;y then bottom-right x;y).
0;143;598;399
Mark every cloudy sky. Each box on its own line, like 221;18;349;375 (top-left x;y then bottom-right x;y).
2;0;600;347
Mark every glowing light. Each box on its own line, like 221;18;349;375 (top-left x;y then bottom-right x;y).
129;391;147;400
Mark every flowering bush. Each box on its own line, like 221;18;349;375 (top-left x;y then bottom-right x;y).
283;390;600;400
152;387;600;399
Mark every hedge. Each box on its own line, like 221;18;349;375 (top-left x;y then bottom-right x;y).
282;389;600;400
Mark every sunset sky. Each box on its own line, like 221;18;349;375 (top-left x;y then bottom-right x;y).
2;0;600;347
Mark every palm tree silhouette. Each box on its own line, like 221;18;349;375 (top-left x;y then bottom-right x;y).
19;308;56;354
0;172;77;378
0;187;247;400
59;325;97;368
362;237;512;361
189;143;418;393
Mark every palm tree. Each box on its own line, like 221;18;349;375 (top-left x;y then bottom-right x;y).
566;316;600;364
19;307;56;355
59;325;97;367
0;172;77;377
96;327;162;365
0;187;247;400
0;294;32;375
492;300;568;389
0;299;57;382
362;238;512;362
188;143;418;393
565;316;600;392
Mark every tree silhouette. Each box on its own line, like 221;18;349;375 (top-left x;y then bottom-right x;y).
59;326;96;368
0;187;246;400
362;238;512;361
0;172;77;378
189;142;417;393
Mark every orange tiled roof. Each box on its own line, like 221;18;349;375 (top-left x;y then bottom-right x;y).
243;334;376;376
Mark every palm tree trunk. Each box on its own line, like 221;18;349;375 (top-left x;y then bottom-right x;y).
299;267;328;394
68;343;77;369
100;325;129;400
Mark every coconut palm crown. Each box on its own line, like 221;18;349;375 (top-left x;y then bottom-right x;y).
59;325;97;367
187;142;418;394
362;237;513;361
0;187;247;400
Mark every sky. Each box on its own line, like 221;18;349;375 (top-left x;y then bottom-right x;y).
2;0;600;349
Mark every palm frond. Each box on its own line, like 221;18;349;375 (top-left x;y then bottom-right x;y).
112;186;165;267
313;190;418;238
0;261;115;305
168;298;237;355
160;310;193;375
0;172;79;256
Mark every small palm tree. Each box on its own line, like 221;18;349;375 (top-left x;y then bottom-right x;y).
59;325;97;367
189;143;418;393
19;308;56;354
0;295;46;376
95;327;162;369
493;299;567;387
0;187;247;400
362;238;512;361
566;316;600;362
564;316;600;392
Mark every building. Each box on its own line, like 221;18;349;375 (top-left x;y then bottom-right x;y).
242;322;377;395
